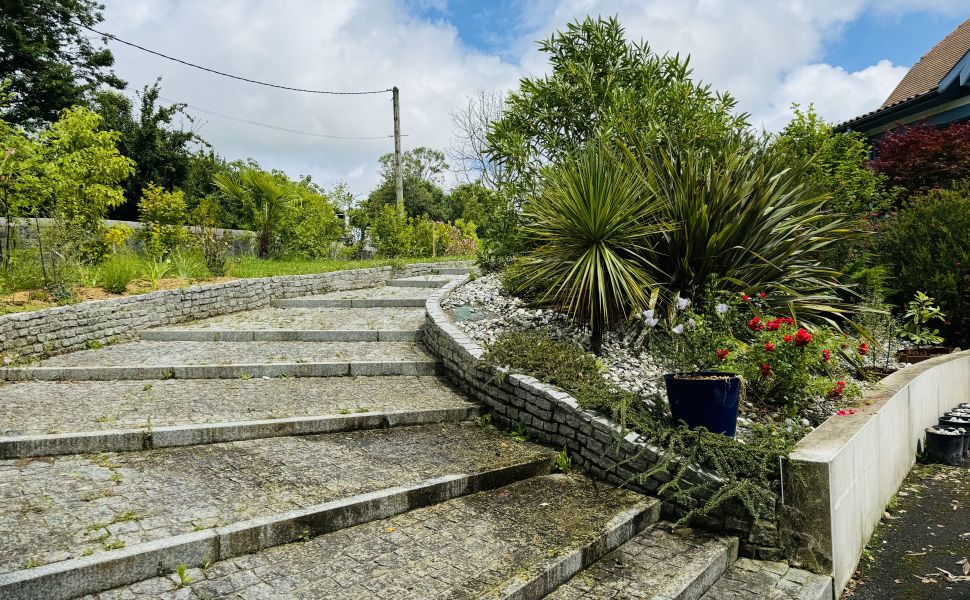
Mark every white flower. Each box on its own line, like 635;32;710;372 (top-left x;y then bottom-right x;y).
672;324;685;335
643;309;655;319
716;303;729;314
687;318;697;328
676;297;691;310
645;317;659;328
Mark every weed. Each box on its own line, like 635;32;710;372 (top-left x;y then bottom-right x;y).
142;383;153;391
102;539;125;551
476;413;492;428
555;447;572;473
90;453;120;469
23;557;42;569
239;372;252;381
510;422;530;441
161;370;175;380
110;472;122;483
80;548;95;557
298;528;311;542
94;414;115;423
338;409;351;415
174;564;193;589
84;339;104;350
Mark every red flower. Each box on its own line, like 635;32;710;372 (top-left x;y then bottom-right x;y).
759;291;767;299
715;348;730;361
766;320;781;332
764;341;776;351
822;349;831;362
783;334;794;343
747;317;762;331
784;317;795;325
858;343;869;356
794;328;812;347
742;293;751;302
828;380;846;398
760;363;772;377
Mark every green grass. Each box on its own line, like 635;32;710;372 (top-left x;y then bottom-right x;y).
225;255;472;279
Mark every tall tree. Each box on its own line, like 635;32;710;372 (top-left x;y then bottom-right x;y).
94;80;204;219
449;90;507;189
486;15;747;198
0;0;125;127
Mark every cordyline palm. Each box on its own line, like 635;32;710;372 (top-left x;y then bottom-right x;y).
214;169;295;258
622;131;857;324
516;143;667;354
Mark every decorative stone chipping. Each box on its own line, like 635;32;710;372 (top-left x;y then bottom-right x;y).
0;261;469;359
423;275;783;560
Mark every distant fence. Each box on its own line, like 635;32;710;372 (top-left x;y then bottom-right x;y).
0;218;256;256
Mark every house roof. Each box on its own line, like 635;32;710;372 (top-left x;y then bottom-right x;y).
882;18;970;107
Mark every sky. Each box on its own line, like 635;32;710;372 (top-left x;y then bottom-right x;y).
96;1;968;197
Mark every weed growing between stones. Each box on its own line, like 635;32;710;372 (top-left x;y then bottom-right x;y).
174;564;193;589
556;448;572;473
510;422;530;441
485;330;798;524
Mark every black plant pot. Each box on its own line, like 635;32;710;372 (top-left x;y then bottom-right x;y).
939;417;970;456
664;371;741;437
925;427;965;466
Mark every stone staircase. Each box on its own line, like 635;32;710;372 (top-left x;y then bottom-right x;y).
0;269;831;599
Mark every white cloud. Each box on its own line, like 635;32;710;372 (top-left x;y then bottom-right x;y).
97;0;963;196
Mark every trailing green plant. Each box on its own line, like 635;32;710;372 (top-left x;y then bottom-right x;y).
485;329;796;525
901;291;945;346
514;142;667;354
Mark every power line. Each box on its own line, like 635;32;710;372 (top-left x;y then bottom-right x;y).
153;94;401;140
79;22;393;96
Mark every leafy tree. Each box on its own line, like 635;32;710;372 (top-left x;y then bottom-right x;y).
213;168;295;258
486;16;747;198
94;81;204;219
1;0;124;126
363;151;450;221
869;120;970;200
446;182;501;226
0;111;45;267
773;104;890;215
378;146;448;184
449;90;507;189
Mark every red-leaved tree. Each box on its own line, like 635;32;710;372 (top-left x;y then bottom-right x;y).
869;120;970;200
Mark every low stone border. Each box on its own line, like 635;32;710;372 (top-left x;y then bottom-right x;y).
0;406;482;458
0;261;469;359
423;276;782;560
0;457;553;600
781;350;970;596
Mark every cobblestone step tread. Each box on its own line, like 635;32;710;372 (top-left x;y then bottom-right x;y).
386;277;454;288
0;422;550;578
144;306;426;333
546;523;739;600
84;474;660;600
700;558;833;600
289;286;434;300
0;377;469;437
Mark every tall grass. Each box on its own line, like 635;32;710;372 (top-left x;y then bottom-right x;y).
100;254;139;294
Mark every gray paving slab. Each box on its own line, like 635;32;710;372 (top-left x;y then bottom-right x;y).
0;377;470;437
288;286;434;300
0;422;550;575
145;307;426;332
701;558;833;600
84;474;658;600
547;523;738;600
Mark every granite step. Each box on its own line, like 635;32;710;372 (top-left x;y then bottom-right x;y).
272;285;434;308
140;306;425;342
78;474;659;600
546;523;738;599
385;275;455;288
0;340;439;381
0;422;554;599
700;558;833;600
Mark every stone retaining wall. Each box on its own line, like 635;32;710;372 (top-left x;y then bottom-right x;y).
423;276;783;560
0;261;467;359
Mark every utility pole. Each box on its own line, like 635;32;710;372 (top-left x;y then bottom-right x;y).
392;86;404;216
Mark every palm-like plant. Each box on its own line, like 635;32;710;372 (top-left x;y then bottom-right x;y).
516;143;667;354
214;169;295;258
623;133;856;321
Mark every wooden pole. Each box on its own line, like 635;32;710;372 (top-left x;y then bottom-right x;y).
392;86;404;216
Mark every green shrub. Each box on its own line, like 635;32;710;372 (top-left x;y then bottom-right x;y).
279;193;343;259
140;257;173;289
371;205;413;258
99;253;139;294
0;248;45;293
171;249;210;280
138;184;189;258
515;142;665;354
878;186;970;345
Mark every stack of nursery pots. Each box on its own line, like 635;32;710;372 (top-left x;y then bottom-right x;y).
925;404;970;466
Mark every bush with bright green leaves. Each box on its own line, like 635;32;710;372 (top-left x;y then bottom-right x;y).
279;189;343;259
877;185;970;345
371;205;413;258
138;183;189;258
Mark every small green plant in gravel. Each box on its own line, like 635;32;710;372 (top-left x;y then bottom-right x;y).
476;413;492;427
509;422;530;441
102;539;125;551
555;448;572;473
23;557;42;569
